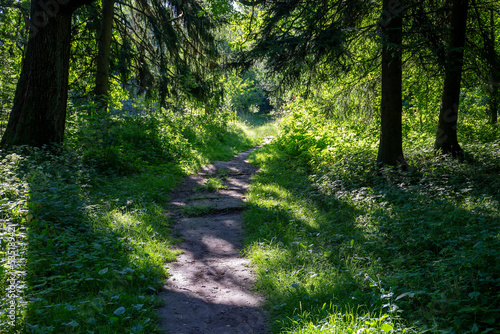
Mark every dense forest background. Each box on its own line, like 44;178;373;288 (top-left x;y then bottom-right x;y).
0;0;499;333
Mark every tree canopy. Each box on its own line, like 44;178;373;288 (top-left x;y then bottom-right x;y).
0;1;499;334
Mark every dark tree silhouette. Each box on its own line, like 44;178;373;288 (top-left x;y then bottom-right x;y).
434;0;469;156
377;0;406;166
1;0;95;147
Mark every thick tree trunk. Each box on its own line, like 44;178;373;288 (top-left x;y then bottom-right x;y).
94;0;116;112
0;0;94;148
377;0;406;166
434;0;469;156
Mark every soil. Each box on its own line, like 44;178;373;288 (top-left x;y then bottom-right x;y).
158;144;270;334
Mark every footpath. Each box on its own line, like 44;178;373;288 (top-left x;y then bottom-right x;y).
158;144;269;334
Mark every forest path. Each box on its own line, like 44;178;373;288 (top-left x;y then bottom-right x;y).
158;142;271;334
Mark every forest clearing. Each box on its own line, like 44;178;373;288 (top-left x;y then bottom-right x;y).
1;0;499;333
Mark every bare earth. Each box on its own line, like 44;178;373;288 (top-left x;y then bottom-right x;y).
158;145;269;334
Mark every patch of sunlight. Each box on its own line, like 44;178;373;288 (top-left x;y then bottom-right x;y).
106;209;178;271
286;308;416;334
248;183;322;229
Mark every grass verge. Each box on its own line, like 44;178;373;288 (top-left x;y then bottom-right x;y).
0;109;280;333
243;107;499;334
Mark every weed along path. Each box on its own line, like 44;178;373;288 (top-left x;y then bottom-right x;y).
158;144;270;334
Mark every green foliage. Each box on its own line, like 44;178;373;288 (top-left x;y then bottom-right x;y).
244;103;499;333
0;4;23;137
276;99;378;168
0;105;279;333
0;147;177;333
65;105;258;174
199;0;234;19
236;0;372;91
224;70;268;114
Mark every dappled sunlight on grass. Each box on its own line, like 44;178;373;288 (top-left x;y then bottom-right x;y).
247;183;322;230
4;151;178;333
243;108;499;333
285;307;413;334
0;110;280;333
106;208;179;268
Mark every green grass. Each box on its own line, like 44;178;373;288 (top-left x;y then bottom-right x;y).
0;148;181;334
0;109;280;333
180;204;217;217
193;177;227;192
243;107;499;334
235;112;283;142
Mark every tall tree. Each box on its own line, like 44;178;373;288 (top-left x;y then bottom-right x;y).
463;1;499;125
434;0;469;156
487;8;499;124
377;0;406;166
479;7;500;124
93;0;222;109
93;0;115;112
0;0;95;148
237;0;411;166
236;0;368;90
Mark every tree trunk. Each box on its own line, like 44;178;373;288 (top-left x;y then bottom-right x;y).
377;0;406;166
490;82;499;124
0;0;94;148
488;9;499;125
94;0;116;113
434;0;469;156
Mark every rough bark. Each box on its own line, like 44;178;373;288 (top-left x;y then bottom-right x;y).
0;0;94;148
377;0;406;166
434;0;469;156
94;0;116;112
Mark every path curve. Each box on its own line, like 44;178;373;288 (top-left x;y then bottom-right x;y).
158;144;269;334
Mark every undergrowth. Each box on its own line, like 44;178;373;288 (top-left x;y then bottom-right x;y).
65;107;260;174
244;103;499;334
0;107;278;333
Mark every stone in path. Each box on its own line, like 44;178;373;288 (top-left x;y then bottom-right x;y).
158;146;269;334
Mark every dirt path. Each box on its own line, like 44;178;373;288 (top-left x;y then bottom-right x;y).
158;144;269;334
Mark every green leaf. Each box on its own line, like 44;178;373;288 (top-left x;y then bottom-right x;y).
98;267;108;275
133;304;144;311
396;292;415;300
131;323;144;332
65;320;79;327
380;323;393;333
114;306;126;316
468;291;481;298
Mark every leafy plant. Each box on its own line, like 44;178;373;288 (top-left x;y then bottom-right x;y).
243;102;499;333
0;107;281;333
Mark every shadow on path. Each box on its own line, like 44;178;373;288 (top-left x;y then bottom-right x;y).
158;146;269;334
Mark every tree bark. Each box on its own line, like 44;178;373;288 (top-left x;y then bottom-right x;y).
0;0;94;148
487;9;499;125
434;0;469;156
377;0;406;166
94;0;116;113
489;80;499;125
